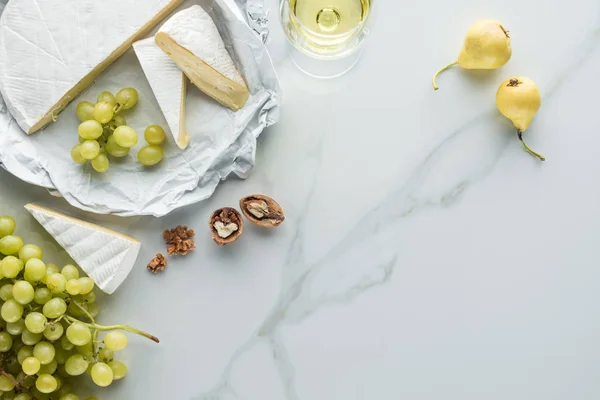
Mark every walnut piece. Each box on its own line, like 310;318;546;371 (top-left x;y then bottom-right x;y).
147;253;167;274
214;221;239;238
209;207;243;246
247;200;269;218
163;225;196;256
239;195;285;228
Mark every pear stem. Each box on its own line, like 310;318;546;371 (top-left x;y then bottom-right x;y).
432;61;459;90
517;131;545;161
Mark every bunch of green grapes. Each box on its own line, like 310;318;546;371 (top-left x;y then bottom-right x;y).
71;88;142;173
0;216;159;399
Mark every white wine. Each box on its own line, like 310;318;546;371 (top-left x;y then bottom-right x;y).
288;0;370;53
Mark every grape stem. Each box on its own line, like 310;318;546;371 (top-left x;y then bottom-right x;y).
432;61;459;90
0;368;37;400
72;301;100;359
64;315;160;343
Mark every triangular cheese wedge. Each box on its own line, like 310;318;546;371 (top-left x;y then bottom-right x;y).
155;5;250;111
0;0;184;134
25;204;141;295
134;38;189;149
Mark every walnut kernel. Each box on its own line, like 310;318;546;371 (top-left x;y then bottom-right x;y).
209;207;243;246
239;195;285;228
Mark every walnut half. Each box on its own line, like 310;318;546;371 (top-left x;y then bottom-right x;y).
239;194;285;228
209;207;243;246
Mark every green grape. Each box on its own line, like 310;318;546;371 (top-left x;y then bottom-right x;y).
42;298;67;319
12;280;34;305
35;374;58;394
90;362;113;387
115;88;139;110
91;154;110;173
65;280;82;296
113;126;138;148
38;359;58;375
59;394;80;400
79;140;100;160
0;235;23;255
76;342;93;359
46;263;60;275
85;397;98;400
5;355;21;374
14;393;32;400
105;135;130;158
0;282;15;300
0;331;13;351
6;319;25;335
17;346;33;364
144;125;166;145
67;302;86;318
61;265;79;280
66;322;91;346
82;291;96;303
16;371;35;388
33;341;55;365
57;382;73;397
108;115;126;129
108;360;127;380
22;356;41;375
2;299;24;322
76;101;95;122
60;336;74;351
97;91;116;107
137;145;164;166
54;346;71;365
19;244;43;262
103;331;128;351
64;354;88;376
47;273;67;294
78;277;95;295
77;120;103;140
0;374;15;391
24;258;47;282
87;302;99;318
0;215;16;237
43;322;64;341
22;329;43;346
71;144;87;165
25;312;47;334
98;348;114;363
1;256;23;278
93;101;114;124
34;288;53;305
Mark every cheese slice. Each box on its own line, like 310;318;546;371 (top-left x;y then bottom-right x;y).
0;0;184;134
134;38;189;149
155;5;250;111
25;203;141;295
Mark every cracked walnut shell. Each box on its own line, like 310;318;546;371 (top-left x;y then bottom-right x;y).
239;195;285;228
209;207;243;246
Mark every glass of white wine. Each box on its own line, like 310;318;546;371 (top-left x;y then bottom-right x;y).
280;0;372;78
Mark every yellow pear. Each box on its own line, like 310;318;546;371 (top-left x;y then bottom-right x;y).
496;77;545;161
433;19;512;90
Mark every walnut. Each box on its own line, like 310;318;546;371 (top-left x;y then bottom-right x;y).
209;207;243;246
147;253;167;274
163;225;196;256
239;195;285;228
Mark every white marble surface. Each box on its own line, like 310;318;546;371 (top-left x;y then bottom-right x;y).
2;0;600;398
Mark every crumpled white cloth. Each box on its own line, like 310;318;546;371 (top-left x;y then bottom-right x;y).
0;0;281;217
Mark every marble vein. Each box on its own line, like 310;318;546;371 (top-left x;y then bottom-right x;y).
196;21;600;398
